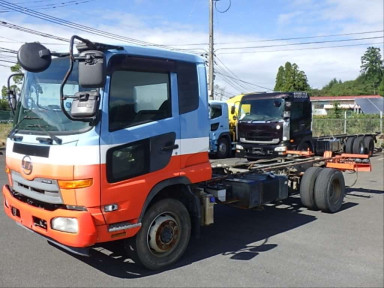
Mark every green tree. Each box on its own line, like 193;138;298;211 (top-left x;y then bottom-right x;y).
274;61;310;91
283;62;294;90
1;63;23;111
274;66;285;91
332;102;342;118
378;77;384;96
360;47;384;94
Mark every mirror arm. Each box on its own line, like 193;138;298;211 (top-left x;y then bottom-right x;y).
60;35;96;123
7;73;24;116
60;35;76;121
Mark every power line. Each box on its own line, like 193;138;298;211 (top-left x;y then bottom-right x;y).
0;0;167;47
163;30;384;47
215;0;231;13
215;55;273;91
217;71;272;91
0;0;94;13
215;68;247;93
215;36;383;52
0;46;18;53
0;58;16;64
215;58;250;91
216;30;384;46
0;21;69;42
217;41;384;55
0;54;16;59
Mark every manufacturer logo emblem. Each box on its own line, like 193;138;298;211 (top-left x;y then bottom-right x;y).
21;155;33;175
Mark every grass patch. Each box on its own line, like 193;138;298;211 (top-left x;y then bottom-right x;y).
0;123;12;146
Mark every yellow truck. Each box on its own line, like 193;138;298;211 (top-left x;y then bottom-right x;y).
226;94;244;142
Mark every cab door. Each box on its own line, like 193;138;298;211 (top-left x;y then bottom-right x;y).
99;55;181;224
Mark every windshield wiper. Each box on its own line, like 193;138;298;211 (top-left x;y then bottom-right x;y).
26;124;63;145
8;115;40;140
8;113;62;145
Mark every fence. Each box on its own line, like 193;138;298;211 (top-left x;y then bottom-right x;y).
0;110;12;123
312;112;383;147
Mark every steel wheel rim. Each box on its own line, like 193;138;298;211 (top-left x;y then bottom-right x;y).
147;213;180;256
218;141;227;154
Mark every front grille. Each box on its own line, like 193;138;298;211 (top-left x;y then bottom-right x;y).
11;171;63;205
11;191;63;211
246;132;275;142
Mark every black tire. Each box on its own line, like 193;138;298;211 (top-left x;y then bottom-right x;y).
314;168;345;213
300;167;322;210
363;136;374;156
216;137;229;158
352;136;365;154
344;137;354;153
124;199;191;270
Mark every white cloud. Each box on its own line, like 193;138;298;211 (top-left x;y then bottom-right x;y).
323;0;383;24
277;11;304;26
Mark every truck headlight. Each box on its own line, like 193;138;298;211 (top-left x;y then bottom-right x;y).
51;217;78;233
274;146;287;152
236;144;244;150
283;121;290;141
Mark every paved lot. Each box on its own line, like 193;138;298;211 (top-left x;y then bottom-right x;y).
0;151;383;287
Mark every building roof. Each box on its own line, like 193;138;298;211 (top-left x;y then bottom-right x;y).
355;98;384;114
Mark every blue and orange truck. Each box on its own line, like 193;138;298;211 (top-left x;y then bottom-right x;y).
2;36;373;270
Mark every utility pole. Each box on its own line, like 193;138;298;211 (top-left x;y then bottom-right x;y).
208;0;214;100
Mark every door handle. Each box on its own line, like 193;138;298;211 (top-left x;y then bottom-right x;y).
162;144;179;151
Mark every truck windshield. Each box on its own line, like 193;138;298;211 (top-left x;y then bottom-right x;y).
239;98;284;121
15;57;92;134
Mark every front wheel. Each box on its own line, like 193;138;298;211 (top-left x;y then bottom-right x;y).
124;199;191;270
216;137;230;158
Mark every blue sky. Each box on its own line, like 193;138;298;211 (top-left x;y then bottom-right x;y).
0;0;383;97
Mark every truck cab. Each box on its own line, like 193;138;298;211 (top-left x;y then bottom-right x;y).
209;100;232;158
3;36;212;270
236;92;312;159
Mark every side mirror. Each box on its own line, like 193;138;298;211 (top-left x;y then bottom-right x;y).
230;105;236;115
17;42;51;72
78;50;105;88
283;111;291;118
70;91;100;118
285;101;292;111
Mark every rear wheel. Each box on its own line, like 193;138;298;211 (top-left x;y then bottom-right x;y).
352;136;365;154
344;137;355;153
300;167;322;210
363;136;374;156
124;199;191;270
314;168;345;213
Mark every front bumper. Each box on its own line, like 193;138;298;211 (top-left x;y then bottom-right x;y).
3;184;98;248
237;143;288;159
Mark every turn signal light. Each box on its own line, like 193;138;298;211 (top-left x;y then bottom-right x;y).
58;179;93;189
